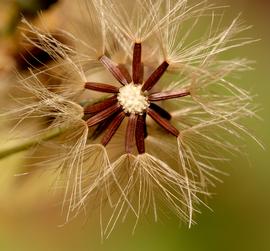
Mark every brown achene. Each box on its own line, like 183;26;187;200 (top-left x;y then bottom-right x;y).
84;43;191;154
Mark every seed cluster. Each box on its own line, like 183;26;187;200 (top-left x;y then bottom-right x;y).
117;84;149;115
84;43;191;154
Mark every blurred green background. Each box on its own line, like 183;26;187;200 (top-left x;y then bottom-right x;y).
0;0;269;250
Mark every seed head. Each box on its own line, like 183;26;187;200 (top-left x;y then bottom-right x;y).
1;0;261;237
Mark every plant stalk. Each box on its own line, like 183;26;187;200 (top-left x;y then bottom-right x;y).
0;126;67;160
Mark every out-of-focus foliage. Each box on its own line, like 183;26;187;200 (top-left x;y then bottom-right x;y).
0;0;58;36
16;0;58;14
0;0;63;74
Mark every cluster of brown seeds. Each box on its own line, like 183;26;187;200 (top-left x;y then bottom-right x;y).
84;43;190;154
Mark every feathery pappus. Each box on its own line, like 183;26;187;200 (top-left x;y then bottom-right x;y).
1;0;261;237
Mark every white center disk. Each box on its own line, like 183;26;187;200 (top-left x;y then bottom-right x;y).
117;84;149;115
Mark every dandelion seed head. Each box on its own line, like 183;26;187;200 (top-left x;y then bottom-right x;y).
2;0;261;237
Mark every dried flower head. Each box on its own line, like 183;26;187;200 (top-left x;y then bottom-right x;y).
1;0;261;237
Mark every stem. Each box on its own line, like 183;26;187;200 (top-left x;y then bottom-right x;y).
0;95;108;160
0;126;67;160
0;95;111;160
